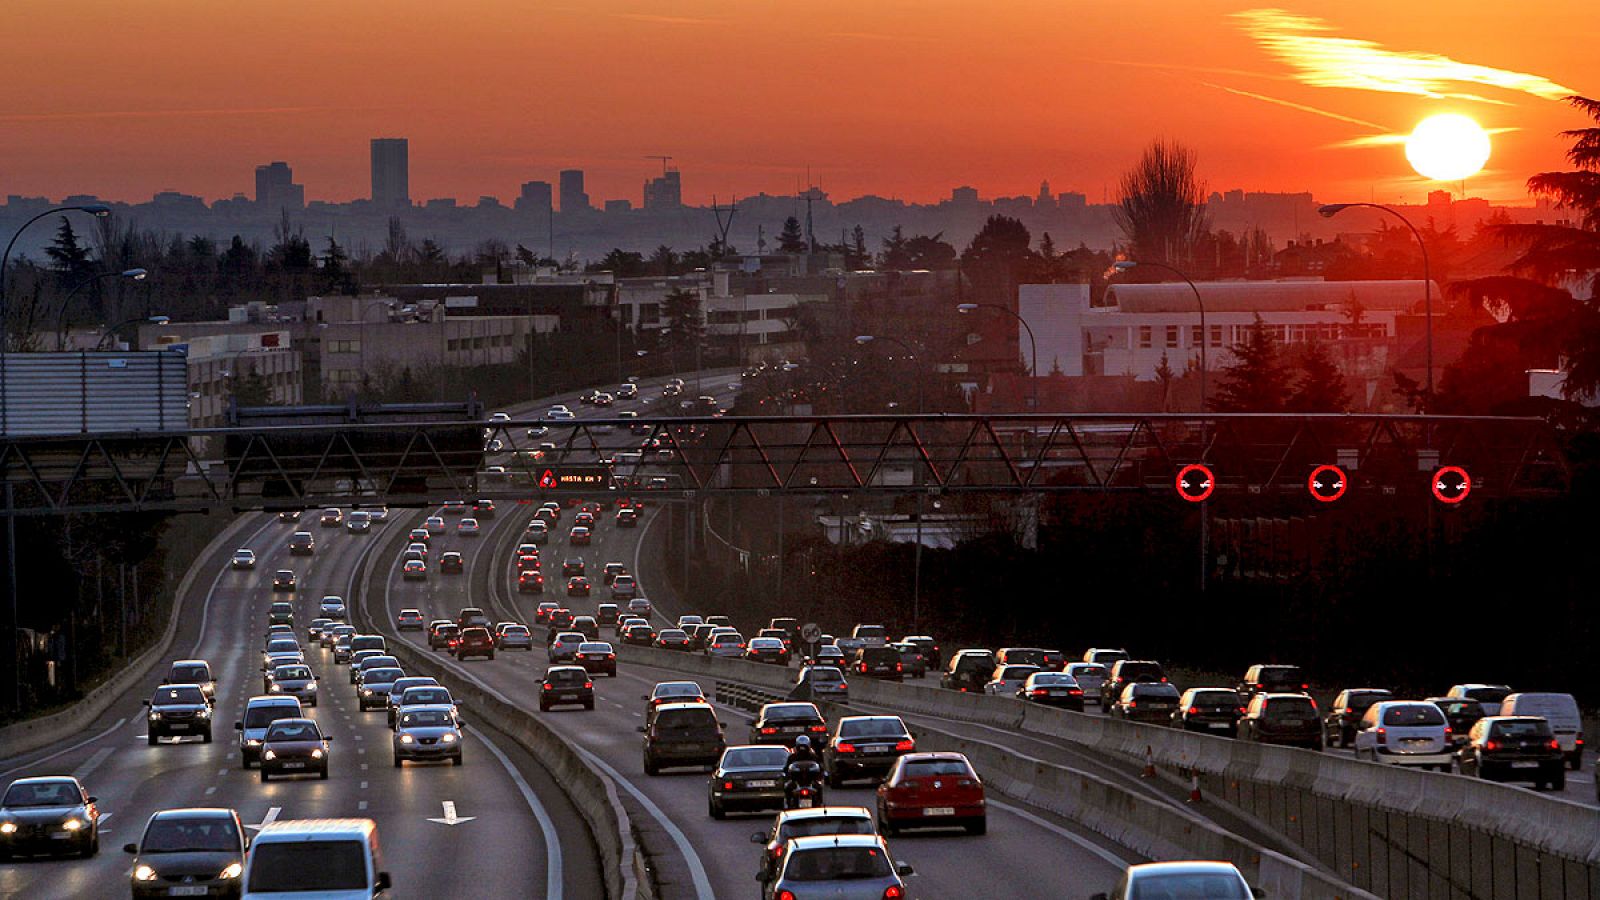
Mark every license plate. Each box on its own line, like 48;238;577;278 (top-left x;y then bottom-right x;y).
924;807;955;816
1210;723;1231;730
51;831;74;839
169;724;189;731
1511;761;1539;769
747;780;778;788
169;888;209;896
868;745;890;753
559;693;577;700
1280;719;1307;727
282;761;306;769
1402;738;1429;746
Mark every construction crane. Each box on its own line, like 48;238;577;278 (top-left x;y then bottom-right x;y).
645;155;673;174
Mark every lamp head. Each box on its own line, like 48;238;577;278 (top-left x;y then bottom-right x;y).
122;268;149;281
80;204;112;217
1318;204;1351;219
148;315;170;326
956;303;978;314
1112;261;1138;272
854;335;874;345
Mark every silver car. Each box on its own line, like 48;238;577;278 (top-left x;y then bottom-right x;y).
766;834;913;900
1065;662;1108;704
358;667;405;711
1091;860;1255;900
267;664;319;707
705;632;747;659
497;625;535;651
393;705;463;766
800;666;849;701
385;676;440;724
548;631;586;663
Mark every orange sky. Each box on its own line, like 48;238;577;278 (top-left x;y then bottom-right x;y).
1;0;1594;207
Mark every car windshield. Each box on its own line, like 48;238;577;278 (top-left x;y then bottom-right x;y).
1350;692;1390;709
780;818;877;841
141;817;240;853
505;626;529;636
657;709;719;731
839;719;908;739
855;627;885;639
656;684;701;698
1465;687;1511;703
244;705;299;728
1382;705;1446;727
1;782;79;807
152;686;206;704
365;668;403;682
784;846;893;882
1264;698;1316;718
1491;720;1551;738
1193;691;1242;706
246;840;368;891
1129;872;1252;899
404;689;451;705
902;759;973;777
1070;665;1107;677
547;669;588;685
170;665;209;682
765;705;818;721
1004;650;1046;666
1259;667;1303;685
274;666;312;680
1134;685;1181;699
264;721;320;741
400;710;453;728
809;668;845;683
1032;674;1077;686
1000;666;1038;679
266;640;298;653
579;643;611;653
723;747;790;768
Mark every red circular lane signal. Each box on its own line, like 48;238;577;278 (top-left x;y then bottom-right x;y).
1432;466;1471;504
1175;464;1215;502
1307;464;1348;503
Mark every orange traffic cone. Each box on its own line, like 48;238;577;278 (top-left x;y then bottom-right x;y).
1187;770;1203;803
1142;745;1156;778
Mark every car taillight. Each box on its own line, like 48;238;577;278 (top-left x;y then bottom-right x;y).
1301;683;1310;690
810;725;827;732
1375;727;1386;745
1068;688;1083;696
777;891;796;900
1237;707;1247;714
1127;701;1136;709
896;663;903;672
584;682;593;689
836;742;857;753
723;781;734;790
761;727;779;735
1188;706;1200;715
1485;740;1499;751
542;684;552;691
860;663;868;673
895;739;914;751
1160;677;1168;682
884;886;904;899
1548;739;1560;750
1444;727;1452;737
1031;689;1049;697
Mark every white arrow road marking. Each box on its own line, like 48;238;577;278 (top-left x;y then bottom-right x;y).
427;800;475;826
246;807;281;831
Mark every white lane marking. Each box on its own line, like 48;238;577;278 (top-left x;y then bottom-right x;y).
205;786;217;796
571;742;714;900
360;781;368;789
474;728;564;899
358;800;368;811
246;807;281;831
0;717;127;780
191;516;280;659
360;763;369;771
74;747;114;781
217;768;228;776
427;800;476;825
985;797;1131;869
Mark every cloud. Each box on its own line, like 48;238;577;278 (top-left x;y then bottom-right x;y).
0;105;342;124
825;31;940;44
1233;8;1576;104
608;13;721;26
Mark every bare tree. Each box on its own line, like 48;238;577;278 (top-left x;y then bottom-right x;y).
1112;140;1211;268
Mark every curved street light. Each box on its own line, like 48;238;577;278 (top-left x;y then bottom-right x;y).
1319;202;1434;410
54;268;149;350
95;314;169;352
1111;259;1208;412
957;302;1038;411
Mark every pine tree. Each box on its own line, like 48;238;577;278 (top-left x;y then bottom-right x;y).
777;217;808;253
847;225;870;269
660;288;704;367
46;217;94;283
1154;352;1176;411
1210;315;1292;412
879;226;911;270
1290;339;1351;412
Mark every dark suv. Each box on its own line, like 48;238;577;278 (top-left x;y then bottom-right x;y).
1172;688;1245;734
453;627;496;661
1324;689;1393;747
455;607;491;632
145;684;213;744
641;703;726;775
1237;664;1307;702
539;665;594;712
1458;716;1565;790
1099;660;1167;707
1238;693;1323;750
853;646;903;681
940;649;997;693
1110;682;1181;724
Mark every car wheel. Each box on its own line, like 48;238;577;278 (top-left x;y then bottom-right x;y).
260;770;270;783
539;702;549;712
1550;770;1566;791
965;817;987;836
584;699;595;711
241;754;252;769
453;755;463;766
1570;756;1582;771
147;733;158;747
827;767;843;788
202;729;213;744
394;755;403;768
709;799;724;820
488;651;496;660
643;756;659;776
879;816;896;836
83;832;99;857
319;766;329;780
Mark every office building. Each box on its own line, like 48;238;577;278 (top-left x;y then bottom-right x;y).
643;169;682;210
370;138;410;208
559;169;590;213
254;162;304;213
516;180;553;217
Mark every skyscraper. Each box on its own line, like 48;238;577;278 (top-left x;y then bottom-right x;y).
643;170;682;210
559;169;590;213
254;161;304;213
370;138;410;208
516;180;553;217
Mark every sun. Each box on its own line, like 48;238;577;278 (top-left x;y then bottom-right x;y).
1404;113;1491;181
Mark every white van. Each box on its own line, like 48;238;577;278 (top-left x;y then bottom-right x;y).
1500;693;1584;769
242;818;390;898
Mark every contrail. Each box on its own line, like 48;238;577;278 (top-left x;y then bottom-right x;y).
1200;82;1387;129
0;105;339;124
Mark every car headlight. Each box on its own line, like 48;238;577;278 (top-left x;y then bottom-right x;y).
361;688;372;696
311;748;324;759
247;738;261;746
400;734;415;744
61;818;84;831
270;684;282;692
197;707;211;718
134;864;159;881
263;750;276;761
219;862;243;880
0;822;17;834
148;710;162;719
441;733;457;743
306;682;317;691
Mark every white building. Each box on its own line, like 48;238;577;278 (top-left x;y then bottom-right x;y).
147;331;303;428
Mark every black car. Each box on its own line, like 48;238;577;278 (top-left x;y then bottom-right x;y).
428;623;459;650
125;808;246;899
749;702;828;745
708;745;791;819
439;551;465;574
1099;660;1167;707
0;776;101;859
145;684;214;744
622;623;657;646
641;703;726;775
940;649;996;693
1172;688;1246;734
1237;663;1307;702
824;715;914;787
1238;693;1323;750
562;557;585;577
1018;672;1086;711
1324;689;1394;747
287;531;315;556
1109;682;1181;723
853;646;903;681
1427;696;1486;746
270;570;297;593
1458;716;1565;789
539;665;595;711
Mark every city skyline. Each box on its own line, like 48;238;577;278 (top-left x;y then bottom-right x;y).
2;1;1593;207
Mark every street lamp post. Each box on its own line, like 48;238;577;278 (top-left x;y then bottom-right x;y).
53;269;150;350
1319;202;1434;409
957;303;1037;411
855;333;928;627
94;314;168;352
1111;260;1207;412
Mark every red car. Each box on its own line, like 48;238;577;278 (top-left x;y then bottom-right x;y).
518;571;545;594
875;752;986;836
566;576;591;597
452;626;496;661
548;608;575;630
569;526;592;545
517;554;541;571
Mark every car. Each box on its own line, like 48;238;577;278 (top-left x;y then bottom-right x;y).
318;508;343;528
384;677;439;723
396;609;426;631
517;570;546;593
940;649;997;693
1458;716;1565;789
984;663;1039;696
327;625;357;655
575;641;618;676
616;508;639;527
593;392;614;407
899;634;940;669
276;510;303;523
497;624;535;650
442;500;468;515
1499;692;1585;769
1323;688;1394;747
367;507;390;524
1172;688;1246;733
641;702;726;775
393;705;464;766
574;512;597;529
1091;861;1256;900
428;623;459;650
1351;701;1454;770
358;667;405;710
1237;692;1324;750
405;541;429;560
472;499;497;519
424;515;447;535
408;527;431;544
267;664;319;707
617;383;638;399
547;607;575;631
145;683;214;744
394;685;457;720
852;645;903;681
746;637;790;665
436;551;464;575
456;517;481;537
258;718;331;781
707;744;790;819
890;642;927;678
824;715;915;787
1446;683;1515;717
1099;660;1168;707
994;647;1051;669
676;614;704;629
318;596;347;620
261;650;305;679
307;617;333;643
0;776;102;859
655;628;692;650
538;665;595;712
750;806;878;885
231;548;257;569
750;702;828;745
533;602;560;624
810;644;847;668
1237;663;1308;702
163;659;217;704
401;558;427;580
124;807;247;898
1110;682;1182;724
767;834;914;899
644;681;707;722
1082;647;1131;672
548;631;586;663
267;601;295;627
235;696;304;767
345;510;371;533
622;622;657;646
524;520;552;544
569;526;592;545
799;665;850;703
562;557;585;577
590;603;618;628
527;424;551;438
453;627;496;661
1019;671;1086;710
1427;696;1486;747
705;632;746;658
610;575;638;601
876;751;986;835
240;818;390;897
348;648;393;683
1064;663;1108;703
567;576;592;597
271;569;297;592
